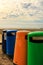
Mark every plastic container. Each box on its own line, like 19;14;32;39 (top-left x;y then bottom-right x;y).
27;31;43;65
13;30;30;65
6;30;17;57
2;30;7;53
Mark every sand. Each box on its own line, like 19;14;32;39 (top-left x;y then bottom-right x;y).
0;45;13;65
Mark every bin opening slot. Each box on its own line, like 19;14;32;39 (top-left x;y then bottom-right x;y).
7;32;15;36
14;63;17;65
30;37;43;43
32;37;43;40
25;35;27;39
11;32;15;35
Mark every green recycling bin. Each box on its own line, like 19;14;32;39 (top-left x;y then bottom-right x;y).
27;31;43;65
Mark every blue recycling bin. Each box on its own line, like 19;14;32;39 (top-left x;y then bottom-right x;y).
6;30;17;56
2;30;7;53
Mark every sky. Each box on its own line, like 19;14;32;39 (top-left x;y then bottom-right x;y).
0;0;43;29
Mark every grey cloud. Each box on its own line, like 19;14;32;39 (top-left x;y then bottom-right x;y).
29;13;36;16
34;19;43;23
29;13;33;16
21;1;43;12
22;3;31;9
39;0;43;6
2;13;19;19
21;2;43;17
40;2;43;5
28;10;40;16
8;14;19;18
30;6;39;10
29;11;43;17
7;11;19;18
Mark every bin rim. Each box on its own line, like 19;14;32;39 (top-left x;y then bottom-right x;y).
28;31;43;37
6;30;17;33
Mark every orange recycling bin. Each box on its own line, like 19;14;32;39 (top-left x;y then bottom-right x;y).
13;30;30;65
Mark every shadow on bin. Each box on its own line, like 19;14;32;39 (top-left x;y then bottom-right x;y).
6;30;17;58
13;30;30;65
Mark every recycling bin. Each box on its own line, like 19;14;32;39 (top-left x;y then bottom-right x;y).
2;30;7;53
6;30;17;57
13;30;30;65
27;31;43;65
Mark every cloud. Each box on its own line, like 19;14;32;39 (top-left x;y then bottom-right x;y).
2;17;7;19
2;14;19;19
38;0;43;6
21;0;43;17
34;19;43;23
0;0;43;20
8;14;19;18
21;3;31;9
